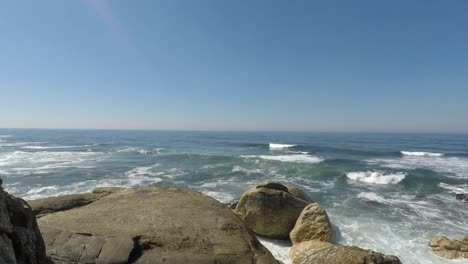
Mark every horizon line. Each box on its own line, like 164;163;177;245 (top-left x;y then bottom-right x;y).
1;127;468;135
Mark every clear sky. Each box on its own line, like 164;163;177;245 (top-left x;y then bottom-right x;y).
1;0;467;132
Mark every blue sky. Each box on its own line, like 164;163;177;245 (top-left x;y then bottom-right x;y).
1;0;467;132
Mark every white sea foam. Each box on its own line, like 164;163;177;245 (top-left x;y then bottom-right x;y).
242;154;324;164
269;143;296;150
439;182;468;193
21;145;82;149
0;151;106;175
125;164;186;182
401;151;444;157
332;188;468;264
201;191;235;203
357;192;390;204
126;164;163;178
231;165;265;175
0;135;12;140
257;237;291;264
24;186;60;200
117;147;163;155
346;171;406;184
367;156;468;179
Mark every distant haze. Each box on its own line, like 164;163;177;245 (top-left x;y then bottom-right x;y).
1;1;467;132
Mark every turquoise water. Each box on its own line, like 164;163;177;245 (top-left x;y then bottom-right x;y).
1;129;467;263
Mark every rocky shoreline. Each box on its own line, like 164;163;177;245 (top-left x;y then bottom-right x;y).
1;179;466;263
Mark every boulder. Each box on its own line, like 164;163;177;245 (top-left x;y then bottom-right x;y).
290;240;401;264
28;187;121;217
234;182;311;239
429;236;468;259
290;203;334;244
455;193;468;202
286;184;314;203
0;179;50;264
37;186;280;264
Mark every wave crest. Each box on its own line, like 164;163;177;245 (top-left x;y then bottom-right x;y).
269;143;296;150
346;171;406;184
242;154;323;164
401;151;443;157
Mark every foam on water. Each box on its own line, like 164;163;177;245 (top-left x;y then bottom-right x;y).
201;191;235;203
21;145;82;149
346;171;406;184
242;154;324;164
269;143;296;150
257;237;291;264
367;156;468;178
439;182;468;193
125;164;187;186
0;151;107;175
401;151;444;157
0;135;12;141
117;147;163;155
231;165;265;175
330;188;468;264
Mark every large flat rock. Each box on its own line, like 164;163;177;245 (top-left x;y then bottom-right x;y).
37;186;279;264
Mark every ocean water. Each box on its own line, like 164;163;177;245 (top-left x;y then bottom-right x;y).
1;129;467;263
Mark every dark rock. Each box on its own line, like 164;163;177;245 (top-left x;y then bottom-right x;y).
256;182;289;192
455;193;468;202
0;182;50;264
286;184;314;203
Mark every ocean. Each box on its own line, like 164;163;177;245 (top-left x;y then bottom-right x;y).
1;129;467;263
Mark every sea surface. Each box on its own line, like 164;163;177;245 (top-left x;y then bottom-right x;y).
1;129;467;263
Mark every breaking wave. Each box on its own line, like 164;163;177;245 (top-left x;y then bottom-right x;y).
242;154;324;164
117;147;164;155
346;171;406;184
367;156;468;179
401;151;443;157
269;143;296;150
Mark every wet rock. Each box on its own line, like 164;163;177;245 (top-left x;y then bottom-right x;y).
290;240;402;264
455;193;468;202
290;203;334;244
235;182;312;239
429;236;468;259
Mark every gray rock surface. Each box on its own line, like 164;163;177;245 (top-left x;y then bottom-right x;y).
41;227;134;264
28;187;121;217
37;186;279;264
234;182;311;239
290;240;402;264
